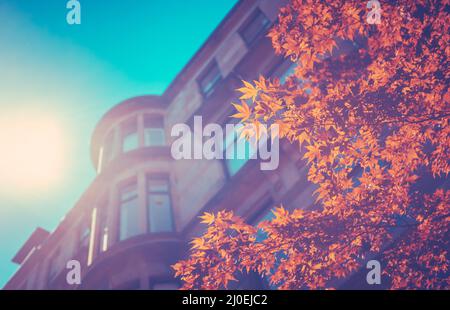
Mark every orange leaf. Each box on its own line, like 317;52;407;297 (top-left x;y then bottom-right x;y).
231;102;251;122
199;212;215;225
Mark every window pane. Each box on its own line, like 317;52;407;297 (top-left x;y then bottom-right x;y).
226;157;249;176
280;63;297;84
147;178;173;233
122;133;138;152
224;125;256;176
148;194;173;233
121;119;138;152
121;183;138;201
148;180;169;193
120;199;140;240
119;183;139;240
144;115;165;146
240;10;271;46
254;210;275;242
144;128;165;146
198;62;222;97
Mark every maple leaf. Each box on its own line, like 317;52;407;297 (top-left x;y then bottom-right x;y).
311;263;322;270
199;212;215;225
231;102;251;122
298;131;311;147
237;80;259;102
190;238;208;250
173;0;449;290
352;236;362;247
304;144;321;163
329;252;336;262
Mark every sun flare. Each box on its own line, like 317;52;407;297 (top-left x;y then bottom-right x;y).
0;112;68;194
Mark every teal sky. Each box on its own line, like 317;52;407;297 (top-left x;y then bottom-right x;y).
0;0;237;288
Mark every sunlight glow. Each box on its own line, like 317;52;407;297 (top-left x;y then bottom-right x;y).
0;112;68;194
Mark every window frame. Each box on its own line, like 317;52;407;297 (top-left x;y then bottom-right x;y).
238;8;272;48
143;114;166;147
118;180;140;241
146;174;174;233
222;118;257;179
197;60;223;98
120;117;139;153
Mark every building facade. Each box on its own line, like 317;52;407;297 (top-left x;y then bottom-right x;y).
4;0;325;290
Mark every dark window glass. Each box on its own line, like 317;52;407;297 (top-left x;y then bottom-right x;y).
247;202;277;289
147;176;173;233
119;182;140;240
279;63;297;84
198;61;222;98
144;115;165;146
240;9;271;46
248;200;276;242
121;118;138;152
224;123;256;177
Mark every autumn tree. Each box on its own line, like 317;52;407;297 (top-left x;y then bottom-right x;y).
173;0;450;289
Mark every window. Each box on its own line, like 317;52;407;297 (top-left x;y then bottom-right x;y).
254;209;275;242
144;115;165;146
119;182;140;240
97;205;109;253
239;9;271;46
147;176;173;233
249;200;275;242
79;222;90;251
198;61;222;98
121;118;138;152
279;63;298;85
224;123;257;177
